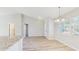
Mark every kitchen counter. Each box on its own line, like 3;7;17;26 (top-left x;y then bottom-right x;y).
0;36;21;51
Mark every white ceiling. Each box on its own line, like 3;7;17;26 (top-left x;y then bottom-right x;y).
0;7;76;19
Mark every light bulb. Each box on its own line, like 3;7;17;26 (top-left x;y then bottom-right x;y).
61;18;65;22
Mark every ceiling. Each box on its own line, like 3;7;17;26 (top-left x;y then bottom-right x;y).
0;7;76;19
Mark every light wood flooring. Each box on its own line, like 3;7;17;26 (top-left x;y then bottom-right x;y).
23;36;75;51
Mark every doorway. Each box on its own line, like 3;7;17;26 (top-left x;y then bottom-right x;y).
25;24;28;37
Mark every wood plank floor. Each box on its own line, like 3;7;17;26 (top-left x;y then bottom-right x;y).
23;36;75;51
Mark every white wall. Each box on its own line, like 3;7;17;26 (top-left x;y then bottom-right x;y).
0;13;44;37
0;14;22;36
23;15;44;37
44;18;54;40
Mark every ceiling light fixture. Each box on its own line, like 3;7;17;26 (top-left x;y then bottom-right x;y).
55;7;61;22
38;16;43;20
61;18;65;22
55;7;65;23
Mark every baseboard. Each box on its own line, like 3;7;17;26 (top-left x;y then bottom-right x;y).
24;36;45;38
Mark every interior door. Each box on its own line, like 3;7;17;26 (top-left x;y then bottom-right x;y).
25;24;28;37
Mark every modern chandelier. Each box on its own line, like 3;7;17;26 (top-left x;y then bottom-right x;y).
55;7;65;22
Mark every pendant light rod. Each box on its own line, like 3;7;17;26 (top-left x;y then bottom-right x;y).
58;7;61;18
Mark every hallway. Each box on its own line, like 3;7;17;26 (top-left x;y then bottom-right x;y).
23;36;75;51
